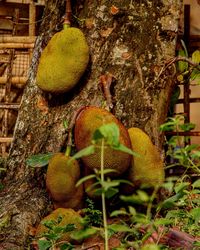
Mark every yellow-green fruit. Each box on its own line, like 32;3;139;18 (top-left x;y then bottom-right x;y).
36;27;89;93
128;127;165;187
46;153;80;202
74;106;132;175
54;183;84;210
35;208;82;242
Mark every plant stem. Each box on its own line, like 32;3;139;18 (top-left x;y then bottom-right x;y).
100;139;109;250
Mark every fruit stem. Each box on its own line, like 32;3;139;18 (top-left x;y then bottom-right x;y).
99;73;114;111
100;139;109;250
64;0;72;27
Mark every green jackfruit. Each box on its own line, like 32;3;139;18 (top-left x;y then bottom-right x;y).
36;27;89;93
35;208;82;242
74;106;132;175
46;153;81;203
128;127;165;187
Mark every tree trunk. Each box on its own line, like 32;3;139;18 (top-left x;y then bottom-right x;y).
0;0;181;248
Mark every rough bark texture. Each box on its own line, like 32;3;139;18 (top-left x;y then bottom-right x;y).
0;0;181;249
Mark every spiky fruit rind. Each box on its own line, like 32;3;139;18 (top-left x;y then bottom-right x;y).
36;27;89;93
74;106;132;175
46;153;80;201
128;127;164;187
35;208;82;242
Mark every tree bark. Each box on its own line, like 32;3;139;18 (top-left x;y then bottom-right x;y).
0;0;182;248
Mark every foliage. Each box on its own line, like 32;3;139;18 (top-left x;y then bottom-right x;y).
176;41;200;85
30;120;200;249
36;215;76;250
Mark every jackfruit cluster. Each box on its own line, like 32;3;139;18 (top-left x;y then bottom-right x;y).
36;27;89;93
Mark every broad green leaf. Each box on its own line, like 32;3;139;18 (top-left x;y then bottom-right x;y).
71;145;95;160
76;174;96;187
192;179;200;188
71;227;98;241
192;50;200;64
141;244;161;250
174;182;190;194
179;123;195;132
177;50;188;73
108;223;133;233
190;208;200;223
137;190;149;202
105;187;118;198
110;209;128;217
93;123;120;146
154;218;173;226
190;69;200;83
26;153;54;168
120;194;146;205
60;243;74;250
113;143;139;157
38;240;52;250
128;206;136;216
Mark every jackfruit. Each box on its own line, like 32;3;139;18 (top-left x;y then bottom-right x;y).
74;106;132;175
46;153;82;204
54;183;84;210
128;127;165;187
35;208;82;242
36;26;89;93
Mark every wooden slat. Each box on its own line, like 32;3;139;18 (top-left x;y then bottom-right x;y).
0;137;13;143
0;43;34;49
0;103;20;110
165;131;200;136
5;0;45;5
0;36;36;43
0;76;27;87
178;98;200;104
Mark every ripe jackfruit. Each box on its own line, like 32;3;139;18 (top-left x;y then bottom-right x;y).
46;153;82;206
128;127;165;187
36;27;89;93
35;208;82;242
74;106;132;175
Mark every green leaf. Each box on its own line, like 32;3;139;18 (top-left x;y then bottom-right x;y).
190;208;200;223
154;218;173;226
179;123;195;132
93;123;120;147
71;227;98;241
60;243;74;250
71;145;95;160
38;240;52;250
174;182;189;194
192;179;200;189
110;209;128;217
177;50;188;73
26;153;54;168
108;223;133;233
113;143;139;157
76;174;96;187
192;50;200;64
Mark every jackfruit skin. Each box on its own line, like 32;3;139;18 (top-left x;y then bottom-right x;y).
46;153;80;202
128;127;165;187
35;208;82;242
36;27;89;93
74;106;132;175
54;183;84;210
